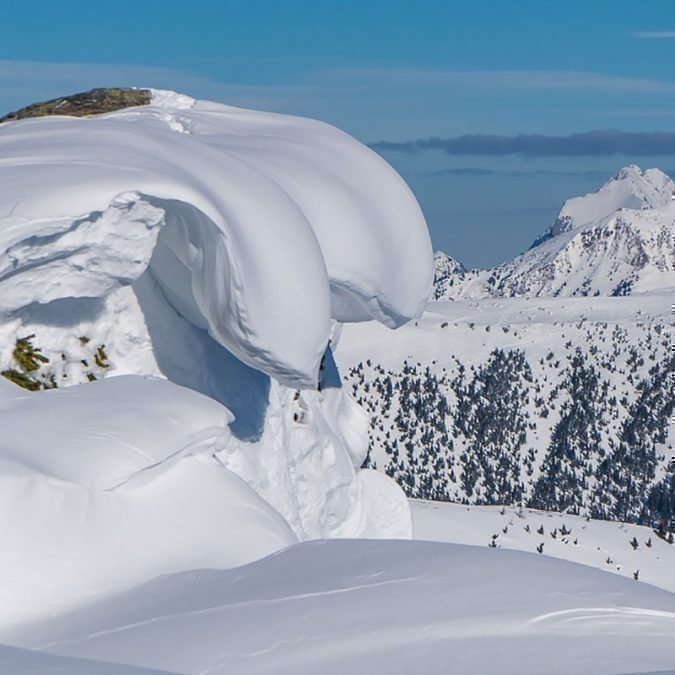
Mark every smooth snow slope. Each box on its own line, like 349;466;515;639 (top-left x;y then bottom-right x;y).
337;292;672;370
8;539;675;675
0;89;432;388
412;500;675;594
0;643;176;675
0;376;296;629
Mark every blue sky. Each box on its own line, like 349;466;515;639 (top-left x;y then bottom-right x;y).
3;0;675;266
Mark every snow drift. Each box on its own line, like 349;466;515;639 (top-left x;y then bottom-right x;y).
7;539;675;675
0;89;431;626
0;375;297;628
0;89;433;388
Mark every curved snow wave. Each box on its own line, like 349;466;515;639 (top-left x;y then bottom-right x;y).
0;91;417;595
0;253;414;544
0;92;433;387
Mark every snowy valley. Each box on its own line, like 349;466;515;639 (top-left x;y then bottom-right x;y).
338;167;674;533
0;90;673;673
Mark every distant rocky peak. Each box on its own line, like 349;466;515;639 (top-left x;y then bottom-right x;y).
434;250;466;275
432;251;472;300
532;164;675;246
612;163;644;181
0;88;152;124
434;164;675;301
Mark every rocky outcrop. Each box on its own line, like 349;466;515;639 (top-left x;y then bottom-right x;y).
0;87;151;123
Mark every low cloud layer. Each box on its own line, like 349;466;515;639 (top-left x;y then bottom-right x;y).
431;168;612;178
631;31;675;39
371;130;675;157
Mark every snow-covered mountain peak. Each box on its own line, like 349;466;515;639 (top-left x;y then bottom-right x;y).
433;165;675;300
433;251;465;273
613;163;645;181
432;251;469;300
550;164;674;238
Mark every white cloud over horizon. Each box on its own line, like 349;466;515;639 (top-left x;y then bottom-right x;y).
319;67;675;94
631;31;675;38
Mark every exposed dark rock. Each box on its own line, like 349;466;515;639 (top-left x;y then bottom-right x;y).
0;87;152;123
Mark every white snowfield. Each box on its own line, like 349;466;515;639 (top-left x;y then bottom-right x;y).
4;539;675;675
0;89;432;388
337;290;673;372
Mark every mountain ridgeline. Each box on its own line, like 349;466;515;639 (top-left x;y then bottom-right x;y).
342;165;674;534
433;165;675;300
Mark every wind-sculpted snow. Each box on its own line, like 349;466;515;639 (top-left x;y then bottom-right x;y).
0;92;423;628
0;376;297;628
0;90;432;387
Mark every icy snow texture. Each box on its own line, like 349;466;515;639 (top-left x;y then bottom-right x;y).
0;89;433;388
0;644;174;675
